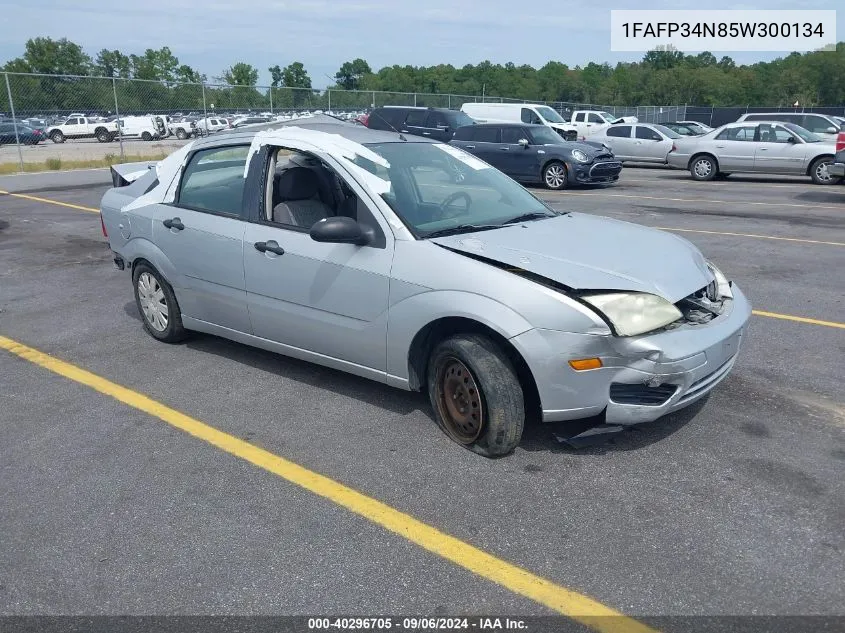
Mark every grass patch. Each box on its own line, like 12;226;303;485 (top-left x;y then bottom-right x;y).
0;153;170;175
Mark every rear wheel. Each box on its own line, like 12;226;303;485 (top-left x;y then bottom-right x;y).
543;161;568;190
133;263;186;343
50;130;65;143
427;334;524;457
141;131;152;141
95;128;110;143
175;128;187;140
809;156;836;185
690;154;717;181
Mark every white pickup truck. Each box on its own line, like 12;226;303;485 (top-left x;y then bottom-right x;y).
46;116;118;143
568;110;638;139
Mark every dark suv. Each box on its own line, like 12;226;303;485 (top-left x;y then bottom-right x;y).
449;123;621;190
363;106;475;142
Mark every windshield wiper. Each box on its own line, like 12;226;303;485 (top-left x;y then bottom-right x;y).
424;224;502;238
502;211;557;225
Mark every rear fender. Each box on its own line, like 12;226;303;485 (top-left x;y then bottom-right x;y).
121;238;181;288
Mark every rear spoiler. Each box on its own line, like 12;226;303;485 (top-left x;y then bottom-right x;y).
110;161;159;188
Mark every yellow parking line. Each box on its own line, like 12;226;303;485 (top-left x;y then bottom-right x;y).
552;190;843;211
0;189;100;213
753;311;845;329
0;333;657;633
654;227;845;247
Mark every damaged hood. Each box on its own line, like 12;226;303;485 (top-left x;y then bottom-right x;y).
430;214;712;303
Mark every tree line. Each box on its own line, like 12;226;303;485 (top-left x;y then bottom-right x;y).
2;37;844;115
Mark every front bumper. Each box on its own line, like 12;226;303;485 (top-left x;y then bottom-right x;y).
829;162;845;178
510;285;752;424
572;160;623;183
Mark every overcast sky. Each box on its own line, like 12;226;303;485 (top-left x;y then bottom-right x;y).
1;0;841;87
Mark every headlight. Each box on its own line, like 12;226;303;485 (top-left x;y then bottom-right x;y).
706;261;733;299
571;149;590;163
581;292;682;336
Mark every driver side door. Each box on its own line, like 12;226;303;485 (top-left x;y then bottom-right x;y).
243;148;394;377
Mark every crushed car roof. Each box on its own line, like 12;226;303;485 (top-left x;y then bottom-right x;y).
194;114;433;148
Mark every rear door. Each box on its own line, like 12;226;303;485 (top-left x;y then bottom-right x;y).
713;125;758;170
425;111;453;142
152;144;252;332
602;125;634;158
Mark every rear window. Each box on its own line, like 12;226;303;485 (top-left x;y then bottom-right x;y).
445;110;475;128
367;108;406;130
404;110;428;126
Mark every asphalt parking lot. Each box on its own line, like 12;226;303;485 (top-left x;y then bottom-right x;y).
1;166;843;630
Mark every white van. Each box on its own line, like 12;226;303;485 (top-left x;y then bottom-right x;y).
117;116;161;141
460;103;577;140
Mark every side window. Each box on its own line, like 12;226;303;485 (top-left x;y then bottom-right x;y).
635;126;662;141
716;126;756;141
452;126;474;141
473;127;500;143
605;125;631;138
427;112;448;128
574;113;585;122
177;145;250;216
404;110;428;127
501;127;525;144
758;124;794;143
587;113;603;123
801;115;830;133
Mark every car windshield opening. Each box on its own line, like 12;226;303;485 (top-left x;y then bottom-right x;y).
530;127;566;145
651;124;682;139
358;142;557;237
535;106;565;123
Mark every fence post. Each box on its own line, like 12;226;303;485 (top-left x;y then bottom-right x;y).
202;82;208;126
372;91;376;108
4;73;24;172
112;77;125;161
414;93;417;107
269;86;273;113
327;89;331;112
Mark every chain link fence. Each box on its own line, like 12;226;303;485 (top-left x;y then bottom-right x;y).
7;71;839;172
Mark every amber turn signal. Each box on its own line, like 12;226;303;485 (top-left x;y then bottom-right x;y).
568;358;603;371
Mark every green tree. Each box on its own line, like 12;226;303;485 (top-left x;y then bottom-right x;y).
95;49;131;78
335;58;372;90
222;62;259;86
7;37;92;75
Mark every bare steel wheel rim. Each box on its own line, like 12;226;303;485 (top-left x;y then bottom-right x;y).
545;164;566;189
693;158;712;178
815;161;832;182
435;357;484;444
137;272;169;332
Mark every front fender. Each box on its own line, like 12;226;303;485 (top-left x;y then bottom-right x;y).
386;288;534;380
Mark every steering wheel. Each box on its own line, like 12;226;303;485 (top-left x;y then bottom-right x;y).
438;191;472;218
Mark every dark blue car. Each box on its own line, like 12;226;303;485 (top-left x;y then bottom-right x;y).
0;122;45;145
449;123;622;190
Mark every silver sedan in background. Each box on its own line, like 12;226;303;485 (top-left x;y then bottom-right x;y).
589;123;682;164
667;121;841;185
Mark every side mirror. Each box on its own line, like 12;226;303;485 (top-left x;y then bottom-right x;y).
518;138;529;148
310;216;370;246
826;126;837;134
787;136;797;143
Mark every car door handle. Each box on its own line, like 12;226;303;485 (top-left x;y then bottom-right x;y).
162;217;184;231
422;131;431;135
254;240;285;255
465;145;475;149
715;145;726;149
758;147;769;151
499;147;509;151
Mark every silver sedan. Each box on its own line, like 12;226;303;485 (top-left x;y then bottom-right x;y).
667;121;841;185
101;116;750;457
588;123;681;163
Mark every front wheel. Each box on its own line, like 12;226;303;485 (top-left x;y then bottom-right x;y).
95;129;110;143
690;155;717;181
141;131;152;141
543;161;568;190
427;334;524;457
175;128;187;140
133;263;187;343
809;157;836;185
50;131;65;143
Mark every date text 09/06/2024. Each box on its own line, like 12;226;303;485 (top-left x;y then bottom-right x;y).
307;617;528;630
